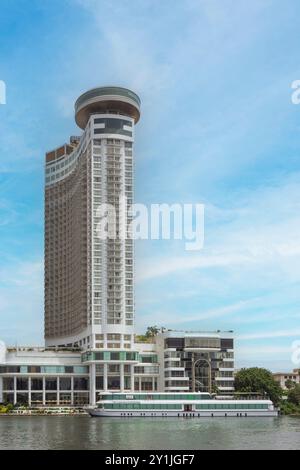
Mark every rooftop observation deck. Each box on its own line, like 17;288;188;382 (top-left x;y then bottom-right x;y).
75;86;141;129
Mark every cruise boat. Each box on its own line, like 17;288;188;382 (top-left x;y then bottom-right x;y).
88;392;278;418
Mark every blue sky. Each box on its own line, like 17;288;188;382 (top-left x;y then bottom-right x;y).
1;0;300;371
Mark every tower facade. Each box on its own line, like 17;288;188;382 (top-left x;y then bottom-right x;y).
45;87;140;351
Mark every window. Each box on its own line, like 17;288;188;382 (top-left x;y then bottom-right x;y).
165;338;184;349
141;355;157;363
31;378;43;391
59;393;72;405
28;366;41;373
108;364;120;374
74;366;89;374
74;393;89;405
96;364;104;374
59;377;71;391
141;378;153;391
74;377;89;391
0;366;20;373
45;378;57;391
2;393;14;404
110;352;120;361
16;393;29;405
126;352;137;361
221;339;234;350
135;366;159;375
96;376;104;389
17;378;28;391
185;337;221;349
95;352;104;361
107;334;121;340
94;118;132;137
3;377;14;390
108;377;120;390
41;366;64;374
165;381;189;387
31;393;43;405
45;393;57;405
124;376;131;390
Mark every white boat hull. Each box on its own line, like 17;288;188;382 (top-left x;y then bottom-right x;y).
88;409;278;418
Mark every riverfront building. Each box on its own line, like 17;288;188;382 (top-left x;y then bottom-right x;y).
0;330;234;406
273;370;300;390
0;87;235;407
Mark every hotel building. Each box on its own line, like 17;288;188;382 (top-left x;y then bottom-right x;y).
0;87;235;407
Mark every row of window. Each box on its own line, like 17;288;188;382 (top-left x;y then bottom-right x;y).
94;128;132;138
104;403;182;410
81;352;157;363
102;403;269;411
134;366;159;375
195;404;269;410
95;334;132;341
0;366;88;374
3;392;89;406
99;394;210;401
2;377;89;391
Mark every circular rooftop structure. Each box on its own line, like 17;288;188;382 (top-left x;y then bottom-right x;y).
75;86;141;129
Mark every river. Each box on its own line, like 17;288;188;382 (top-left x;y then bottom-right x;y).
0;416;299;450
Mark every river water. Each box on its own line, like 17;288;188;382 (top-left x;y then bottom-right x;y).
0;416;299;450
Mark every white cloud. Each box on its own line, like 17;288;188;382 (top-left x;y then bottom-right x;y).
136;171;300;284
238;329;300;341
237;345;293;356
137;299;254;328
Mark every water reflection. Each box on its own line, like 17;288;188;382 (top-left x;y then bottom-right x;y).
0;416;299;450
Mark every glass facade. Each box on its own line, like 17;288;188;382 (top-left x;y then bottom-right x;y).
94;118;132;137
82;351;139;362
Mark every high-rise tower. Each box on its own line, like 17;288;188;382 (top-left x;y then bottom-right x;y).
45;87;140;351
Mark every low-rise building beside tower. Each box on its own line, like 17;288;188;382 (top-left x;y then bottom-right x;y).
0;330;234;406
0;87;235;407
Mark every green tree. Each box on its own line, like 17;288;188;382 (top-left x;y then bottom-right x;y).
234;367;282;406
285;379;295;390
288;384;300;406
145;326;160;339
135;326;164;343
211;384;219;395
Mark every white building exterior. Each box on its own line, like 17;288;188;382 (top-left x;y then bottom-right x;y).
0;330;234;406
0;87;235;407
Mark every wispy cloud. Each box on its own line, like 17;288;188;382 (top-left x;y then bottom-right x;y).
239;329;300;341
138;299;257;327
137;171;300;282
